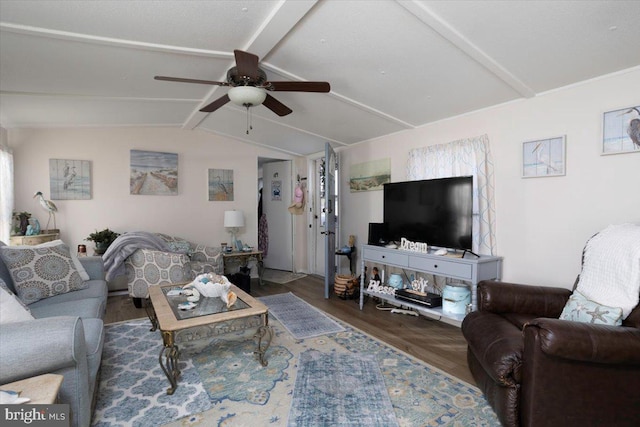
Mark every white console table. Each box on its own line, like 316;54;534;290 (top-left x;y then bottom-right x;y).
359;244;502;327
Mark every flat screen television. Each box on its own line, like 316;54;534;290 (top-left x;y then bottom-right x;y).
383;176;473;250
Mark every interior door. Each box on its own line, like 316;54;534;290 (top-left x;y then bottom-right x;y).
323;143;337;299
262;161;293;271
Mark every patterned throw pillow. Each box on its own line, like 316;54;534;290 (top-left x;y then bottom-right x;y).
560;291;623;326
0;278;34;324
0;243;87;305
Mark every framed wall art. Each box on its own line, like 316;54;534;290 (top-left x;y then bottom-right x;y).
522;136;566;178
349;158;391;192
130;150;178;195
208;168;234;201
49;159;91;200
602;105;640;155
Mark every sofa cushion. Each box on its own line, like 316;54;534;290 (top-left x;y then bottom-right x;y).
30;297;105;320
0;279;34;324
0;243;87;304
559;291;623;326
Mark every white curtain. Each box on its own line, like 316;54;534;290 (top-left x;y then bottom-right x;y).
0;137;14;244
407;134;497;255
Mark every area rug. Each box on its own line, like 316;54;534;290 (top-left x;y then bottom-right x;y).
288;351;398;426
258;292;345;339
262;268;307;284
94;317;500;427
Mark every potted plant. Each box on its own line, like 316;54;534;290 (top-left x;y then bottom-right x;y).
85;228;120;255
12;211;31;236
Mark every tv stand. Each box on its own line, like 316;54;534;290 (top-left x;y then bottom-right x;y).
359;244;502;327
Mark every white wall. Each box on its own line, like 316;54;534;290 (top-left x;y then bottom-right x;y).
8;127;298;260
339;68;640;287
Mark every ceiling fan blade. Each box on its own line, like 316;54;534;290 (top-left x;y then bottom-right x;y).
267;81;330;92
234;50;260;80
155;76;228;86
200;94;230;113
263;94;293;117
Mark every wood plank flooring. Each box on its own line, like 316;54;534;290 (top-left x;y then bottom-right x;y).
104;275;474;385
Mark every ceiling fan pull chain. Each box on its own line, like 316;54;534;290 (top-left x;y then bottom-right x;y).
246;105;250;134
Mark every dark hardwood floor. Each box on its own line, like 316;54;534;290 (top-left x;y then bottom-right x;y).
104;274;474;385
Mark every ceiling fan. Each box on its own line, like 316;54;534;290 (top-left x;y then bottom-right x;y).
155;50;331;117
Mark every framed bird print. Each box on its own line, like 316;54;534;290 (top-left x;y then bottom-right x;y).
602;105;640;155
208;168;234;201
49;159;92;200
522;136;566;178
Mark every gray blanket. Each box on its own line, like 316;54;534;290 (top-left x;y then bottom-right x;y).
102;232;170;281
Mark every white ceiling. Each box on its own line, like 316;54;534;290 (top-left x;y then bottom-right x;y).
1;0;639;156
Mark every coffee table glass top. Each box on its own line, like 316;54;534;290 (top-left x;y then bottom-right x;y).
162;286;250;320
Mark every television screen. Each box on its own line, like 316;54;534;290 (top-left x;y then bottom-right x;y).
383;176;473;250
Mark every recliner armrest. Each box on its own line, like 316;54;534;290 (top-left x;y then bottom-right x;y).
525;318;640;364
478;280;571;317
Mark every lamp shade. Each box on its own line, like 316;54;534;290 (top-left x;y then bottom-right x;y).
224;210;245;228
228;86;267;107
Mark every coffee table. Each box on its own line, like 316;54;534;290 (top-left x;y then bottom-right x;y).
147;283;273;395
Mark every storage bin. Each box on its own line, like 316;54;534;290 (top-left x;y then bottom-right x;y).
442;283;471;315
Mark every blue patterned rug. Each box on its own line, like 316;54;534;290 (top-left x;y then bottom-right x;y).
258;292;345;339
95;314;500;426
288;351;398;426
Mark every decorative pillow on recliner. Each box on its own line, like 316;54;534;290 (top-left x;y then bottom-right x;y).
559;291;623;326
0;243;87;305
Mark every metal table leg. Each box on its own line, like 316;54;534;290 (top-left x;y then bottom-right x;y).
254;313;273;366
159;331;181;395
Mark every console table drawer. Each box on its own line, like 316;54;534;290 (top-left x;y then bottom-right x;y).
363;247;408;267
409;257;472;279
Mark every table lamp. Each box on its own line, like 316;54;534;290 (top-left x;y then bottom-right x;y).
224;210;245;250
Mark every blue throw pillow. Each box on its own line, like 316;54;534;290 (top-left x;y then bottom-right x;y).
559;291;623;326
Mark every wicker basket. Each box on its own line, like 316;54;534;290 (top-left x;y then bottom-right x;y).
334;274;358;299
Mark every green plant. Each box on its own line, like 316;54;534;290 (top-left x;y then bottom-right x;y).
85;228;120;245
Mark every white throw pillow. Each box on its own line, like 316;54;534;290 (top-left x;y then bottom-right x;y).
0;279;35;324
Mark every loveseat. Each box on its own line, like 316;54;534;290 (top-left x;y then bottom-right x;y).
462;224;640;427
0;240;107;427
103;232;223;307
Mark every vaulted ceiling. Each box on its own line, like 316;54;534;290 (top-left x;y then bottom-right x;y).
1;0;639;156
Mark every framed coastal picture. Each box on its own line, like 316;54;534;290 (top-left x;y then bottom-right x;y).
522;136;566;178
349;158;391;192
208;168;234;201
49;159;91;200
602;105;640;155
130;150;178;195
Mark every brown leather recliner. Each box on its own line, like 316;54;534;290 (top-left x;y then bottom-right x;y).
462;280;640;427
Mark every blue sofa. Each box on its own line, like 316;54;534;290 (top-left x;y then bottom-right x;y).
0;241;107;427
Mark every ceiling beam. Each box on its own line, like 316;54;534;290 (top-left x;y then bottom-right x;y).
183;0;320;130
397;0;536;98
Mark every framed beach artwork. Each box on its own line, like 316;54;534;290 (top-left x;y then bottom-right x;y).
130;150;178;195
602;105;640;155
49;159;91;200
208;169;234;201
522;136;566;178
349;158;391;192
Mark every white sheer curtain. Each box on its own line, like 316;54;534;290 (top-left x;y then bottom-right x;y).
406;134;497;255
0;137;14;244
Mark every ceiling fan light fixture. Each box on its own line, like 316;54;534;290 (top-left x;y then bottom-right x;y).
228;86;266;107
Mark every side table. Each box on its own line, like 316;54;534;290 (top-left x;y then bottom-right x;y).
9;232;60;246
0;373;64;404
223;250;264;286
